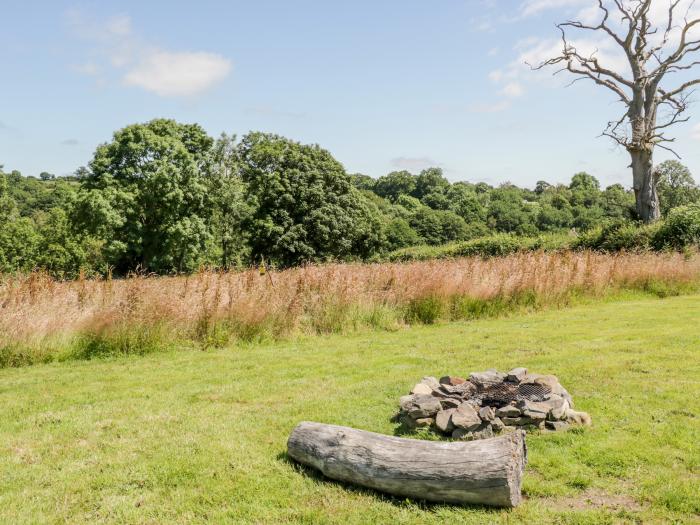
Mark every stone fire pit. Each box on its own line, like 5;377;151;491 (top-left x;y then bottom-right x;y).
397;368;591;440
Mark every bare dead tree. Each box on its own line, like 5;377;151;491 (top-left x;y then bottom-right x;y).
533;0;700;222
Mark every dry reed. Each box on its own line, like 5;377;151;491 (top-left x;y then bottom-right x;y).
1;250;699;366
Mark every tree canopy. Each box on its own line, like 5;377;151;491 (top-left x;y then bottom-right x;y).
1;120;699;278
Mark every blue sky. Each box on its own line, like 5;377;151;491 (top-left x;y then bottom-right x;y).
2;0;699;188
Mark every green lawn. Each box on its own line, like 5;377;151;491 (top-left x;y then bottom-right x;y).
1;294;699;524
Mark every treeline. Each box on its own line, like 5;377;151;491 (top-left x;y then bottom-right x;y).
2;118;700;278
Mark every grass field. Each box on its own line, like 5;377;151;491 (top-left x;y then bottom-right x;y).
1;293;699;524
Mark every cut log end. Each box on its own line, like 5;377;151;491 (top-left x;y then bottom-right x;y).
287;421;527;508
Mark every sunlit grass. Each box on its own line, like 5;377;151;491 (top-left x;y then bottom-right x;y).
1;294;698;523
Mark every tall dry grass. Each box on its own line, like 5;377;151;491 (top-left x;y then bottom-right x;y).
2;250;700;367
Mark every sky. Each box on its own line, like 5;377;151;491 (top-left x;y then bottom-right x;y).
1;0;700;189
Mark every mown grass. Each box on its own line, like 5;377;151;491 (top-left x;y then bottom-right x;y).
1;294;699;524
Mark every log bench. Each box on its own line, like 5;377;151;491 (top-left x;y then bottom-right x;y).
287;421;527;507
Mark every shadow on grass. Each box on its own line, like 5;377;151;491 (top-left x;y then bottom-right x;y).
391;412;444;440
276;451;503;514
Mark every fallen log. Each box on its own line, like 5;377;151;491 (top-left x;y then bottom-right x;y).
287;421;527;508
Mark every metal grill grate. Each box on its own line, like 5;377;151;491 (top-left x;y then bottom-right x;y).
472;382;552;407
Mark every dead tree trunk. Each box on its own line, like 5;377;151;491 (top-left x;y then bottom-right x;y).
287;421;527;508
629;146;660;222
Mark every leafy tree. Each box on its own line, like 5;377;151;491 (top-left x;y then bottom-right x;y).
601;184;635;221
412;167;450;200
349;173;376;192
34;208;103;278
0;217;40;272
421;191;451;210
0;169;17;218
409;207;468;245
446;184;487;224
75;119;214;274
487;185;537;235
655;160;700;216
569;172;601;207
534;180;552;195
238;132;384;266
536;186;574;231
384;217;421;251
205;133;250;268
374;171;416;202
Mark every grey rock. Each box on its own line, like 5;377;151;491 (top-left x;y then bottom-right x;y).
452;423;494;441
479;406;496;422
496;405;521;418
400;394;442;419
414;417;434;428
439;398;461;409
469;369;507;389
472;423;494;440
411;383;433;396
545;420;570;431
491;417;505;432
420;376;441;390
439;381;476;397
439;376;466;386
506;367;528;382
518;373;542;385
435;409;456;433
565;409;592;426
502;416;538;426
516;399;549;421
533;374;571;401
451;428;470;440
451;403;482;431
543;395;569;421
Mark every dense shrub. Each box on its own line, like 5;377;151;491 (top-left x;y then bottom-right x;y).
652;204;700;250
382;233;572;262
573;221;660;252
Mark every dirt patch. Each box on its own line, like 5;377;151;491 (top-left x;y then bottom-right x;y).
546;488;645;512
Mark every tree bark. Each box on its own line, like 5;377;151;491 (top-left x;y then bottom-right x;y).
287;421;527;508
629;146;660;223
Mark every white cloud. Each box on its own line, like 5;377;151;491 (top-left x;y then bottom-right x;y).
500;82;524;98
391;157;441;171
693;124;700;141
124;51;231;97
520;0;588;17
105;14;131;37
66;10;231;97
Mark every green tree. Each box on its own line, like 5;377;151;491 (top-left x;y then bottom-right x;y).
349;173;376;192
487;185;537;235
446;183;487;224
412;167;450;201
75;119;214;274
384;217;421;251
239;132;384;266
34;208;103;278
601;184;635;220
569;173;601;207
374;171;416;202
655;160;700;216
409;207;468;245
205;133;250;268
